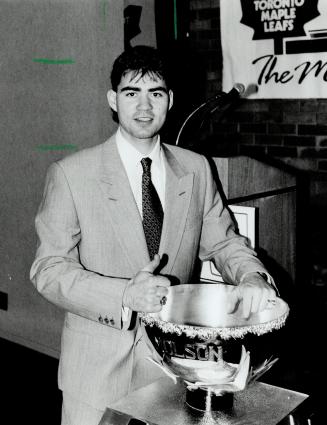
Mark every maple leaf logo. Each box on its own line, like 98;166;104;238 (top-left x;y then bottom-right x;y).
240;0;320;54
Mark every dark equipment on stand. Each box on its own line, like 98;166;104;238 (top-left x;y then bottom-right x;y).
175;83;245;150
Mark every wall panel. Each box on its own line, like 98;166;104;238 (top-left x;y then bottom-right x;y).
0;0;123;357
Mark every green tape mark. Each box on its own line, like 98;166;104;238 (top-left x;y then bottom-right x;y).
173;0;178;40
37;144;77;151
33;58;75;64
101;0;108;30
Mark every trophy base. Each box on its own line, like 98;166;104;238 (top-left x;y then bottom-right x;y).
185;387;234;412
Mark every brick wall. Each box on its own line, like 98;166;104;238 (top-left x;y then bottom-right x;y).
189;0;222;98
188;0;327;191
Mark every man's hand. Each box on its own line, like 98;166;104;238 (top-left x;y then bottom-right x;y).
227;272;276;319
123;254;170;313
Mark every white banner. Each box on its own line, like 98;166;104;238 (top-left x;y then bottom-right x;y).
221;0;327;98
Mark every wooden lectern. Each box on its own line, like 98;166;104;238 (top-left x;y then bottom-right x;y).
211;156;298;288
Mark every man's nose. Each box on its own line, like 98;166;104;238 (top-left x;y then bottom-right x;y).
137;94;152;110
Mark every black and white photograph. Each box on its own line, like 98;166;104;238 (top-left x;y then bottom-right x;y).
1;1;326;424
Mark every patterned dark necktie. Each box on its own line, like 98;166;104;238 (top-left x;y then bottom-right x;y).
141;157;164;260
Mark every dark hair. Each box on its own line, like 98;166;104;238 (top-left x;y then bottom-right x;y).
110;45;171;91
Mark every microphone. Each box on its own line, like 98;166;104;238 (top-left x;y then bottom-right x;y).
176;83;245;145
232;82;245;94
207;83;245;104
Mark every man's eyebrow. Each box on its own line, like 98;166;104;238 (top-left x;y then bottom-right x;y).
119;86;168;93
148;87;168;93
120;86;141;92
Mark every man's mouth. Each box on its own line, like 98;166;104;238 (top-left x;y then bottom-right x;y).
135;117;153;122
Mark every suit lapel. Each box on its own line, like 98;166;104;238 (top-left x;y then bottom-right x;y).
98;136;149;273
159;145;194;275
98;138;194;276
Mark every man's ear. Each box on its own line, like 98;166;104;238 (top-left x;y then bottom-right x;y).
107;89;117;112
168;90;174;111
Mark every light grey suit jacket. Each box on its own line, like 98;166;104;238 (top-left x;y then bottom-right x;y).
30;135;268;409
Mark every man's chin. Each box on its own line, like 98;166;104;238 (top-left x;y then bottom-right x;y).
120;123;162;142
132;130;157;140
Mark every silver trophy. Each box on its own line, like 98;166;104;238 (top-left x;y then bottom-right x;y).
140;283;289;412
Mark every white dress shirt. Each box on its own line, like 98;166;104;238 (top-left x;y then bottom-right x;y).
116;127;166;216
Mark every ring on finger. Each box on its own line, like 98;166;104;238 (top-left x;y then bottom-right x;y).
160;296;167;306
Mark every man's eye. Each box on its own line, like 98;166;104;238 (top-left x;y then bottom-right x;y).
126;92;136;97
152;92;163;98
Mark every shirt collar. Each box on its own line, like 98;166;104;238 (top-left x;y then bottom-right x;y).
116;127;162;170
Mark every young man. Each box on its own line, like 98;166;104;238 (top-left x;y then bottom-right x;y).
30;46;276;425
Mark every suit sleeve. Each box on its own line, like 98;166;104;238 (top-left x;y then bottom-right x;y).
198;156;270;285
30;162;128;329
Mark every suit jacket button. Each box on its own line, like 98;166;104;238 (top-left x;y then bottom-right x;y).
110;318;115;325
98;315;103;323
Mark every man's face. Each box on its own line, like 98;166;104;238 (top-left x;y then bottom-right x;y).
108;71;173;150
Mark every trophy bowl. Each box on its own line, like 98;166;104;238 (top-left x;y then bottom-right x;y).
139;283;289;412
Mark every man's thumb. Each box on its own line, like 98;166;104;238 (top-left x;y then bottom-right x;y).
142;254;161;273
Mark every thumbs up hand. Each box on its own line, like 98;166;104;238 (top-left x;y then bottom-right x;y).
123;254;170;313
